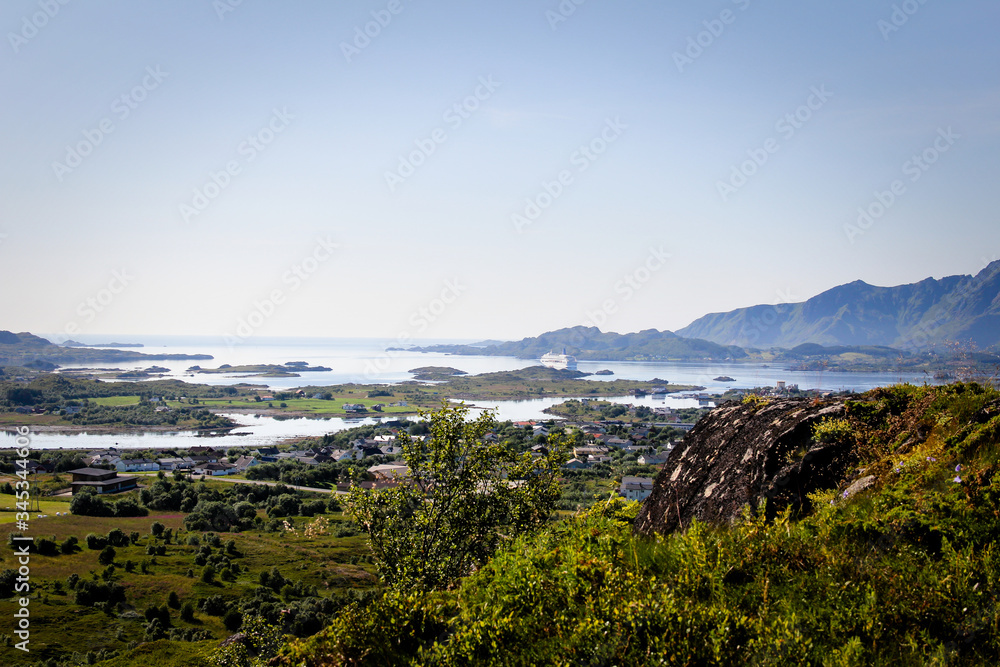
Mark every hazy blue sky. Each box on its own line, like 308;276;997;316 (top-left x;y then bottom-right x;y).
1;0;997;343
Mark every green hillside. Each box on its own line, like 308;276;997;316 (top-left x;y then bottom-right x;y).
278;382;1000;666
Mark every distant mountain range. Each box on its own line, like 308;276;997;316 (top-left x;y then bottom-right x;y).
676;261;1000;351
398;326;747;362
0;331;212;368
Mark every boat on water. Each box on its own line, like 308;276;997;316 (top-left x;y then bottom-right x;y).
540;349;578;370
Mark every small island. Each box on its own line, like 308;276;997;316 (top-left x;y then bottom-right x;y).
714;376;736;382
64;340;144;348
408;366;469;381
192;362;333;377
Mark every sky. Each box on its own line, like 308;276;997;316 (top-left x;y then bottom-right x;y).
1;0;998;344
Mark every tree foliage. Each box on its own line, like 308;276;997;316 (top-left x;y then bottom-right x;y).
347;403;566;590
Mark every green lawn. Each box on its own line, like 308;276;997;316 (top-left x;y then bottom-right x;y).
0;497;73;522
91;395;143;406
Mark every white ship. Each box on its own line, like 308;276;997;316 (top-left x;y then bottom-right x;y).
540;348;578;370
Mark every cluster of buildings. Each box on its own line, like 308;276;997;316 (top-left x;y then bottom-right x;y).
76;445;252;477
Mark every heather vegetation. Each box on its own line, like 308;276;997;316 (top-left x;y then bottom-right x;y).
277;382;1000;666
3;384;999;665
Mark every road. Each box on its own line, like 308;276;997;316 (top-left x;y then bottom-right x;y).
190;474;347;495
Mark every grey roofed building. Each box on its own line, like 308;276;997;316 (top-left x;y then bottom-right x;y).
69;468;139;495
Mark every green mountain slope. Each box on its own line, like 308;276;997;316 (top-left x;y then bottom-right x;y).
278;382;1000;666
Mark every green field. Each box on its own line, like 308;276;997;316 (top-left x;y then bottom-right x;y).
0;497;72;522
169;394;422;416
0;508;374;666
91;395;143;406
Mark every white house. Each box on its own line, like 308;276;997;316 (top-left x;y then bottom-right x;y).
193;462;236;476
232;456;259;472
638;453;669;466
158;457;195;470
619;476;655;501
115;458;160;473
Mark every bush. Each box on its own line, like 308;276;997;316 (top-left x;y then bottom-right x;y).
0;569;17;598
180;601;196;622
201;594;228;616
168;591;180;608
60;536;79;554
201;564;216;584
106;528;129;547
35;537;58;557
812;417;855;444
85;533;108;550
71;489;112;517
222;608;243;632
98;546;116;566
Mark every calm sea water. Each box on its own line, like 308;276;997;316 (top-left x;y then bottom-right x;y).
4;334;941;450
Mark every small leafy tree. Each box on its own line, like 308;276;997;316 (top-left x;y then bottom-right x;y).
209;615;284;667
97;546;116;565
348;403;566;590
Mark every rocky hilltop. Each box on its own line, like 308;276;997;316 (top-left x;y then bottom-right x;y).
635;396;856;535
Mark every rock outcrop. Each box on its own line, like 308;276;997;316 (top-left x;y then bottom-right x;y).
635;397;856;536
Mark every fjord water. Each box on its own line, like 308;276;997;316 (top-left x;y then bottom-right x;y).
6;334;940;450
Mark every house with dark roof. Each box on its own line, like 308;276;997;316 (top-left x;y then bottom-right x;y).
69;468;139;495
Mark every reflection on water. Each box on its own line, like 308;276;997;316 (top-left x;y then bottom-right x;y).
10;334;944;450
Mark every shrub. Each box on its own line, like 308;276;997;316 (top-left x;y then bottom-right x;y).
180;601;196;622
0;569;17;598
35;537;58;557
201;594;227;616
812;417;855;444
85;533;108;550
201;564;216;584
222;608;243;632
106;528;129;547
98;546;116;566
60;536;79;554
